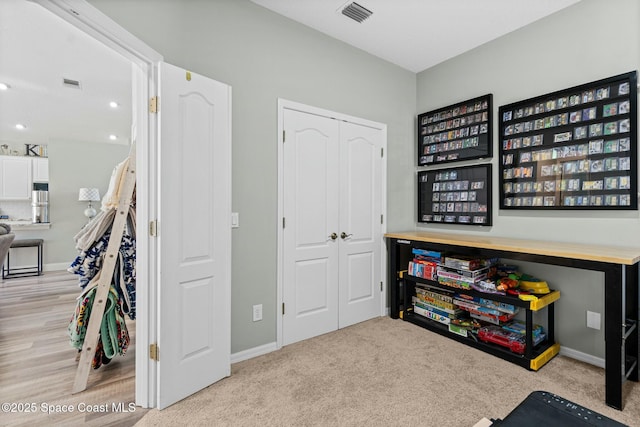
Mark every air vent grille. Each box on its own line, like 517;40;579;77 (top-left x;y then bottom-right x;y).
341;2;372;23
62;78;81;89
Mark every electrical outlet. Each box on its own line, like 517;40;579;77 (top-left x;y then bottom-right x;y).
253;304;263;322
587;311;601;330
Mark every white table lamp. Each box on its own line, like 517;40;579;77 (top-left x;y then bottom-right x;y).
78;187;100;220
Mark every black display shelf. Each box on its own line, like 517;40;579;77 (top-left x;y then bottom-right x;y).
401;273;559;371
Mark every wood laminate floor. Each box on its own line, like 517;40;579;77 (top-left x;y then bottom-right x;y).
0;271;147;426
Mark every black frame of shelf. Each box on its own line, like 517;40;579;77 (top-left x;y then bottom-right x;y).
402;310;551;369
402;274;555;369
417;94;493;166
417;163;493;226
498;71;638;211
403;273;555;311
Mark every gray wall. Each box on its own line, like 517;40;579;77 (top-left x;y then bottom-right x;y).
88;0;416;354
9;142;131;269
88;0;639;360
416;0;640;359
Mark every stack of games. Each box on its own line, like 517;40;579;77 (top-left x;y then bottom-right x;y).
412;284;464;325
436;255;496;290
453;294;518;325
407;248;442;281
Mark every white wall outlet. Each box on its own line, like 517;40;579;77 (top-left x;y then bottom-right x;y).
587;311;601;330
252;304;263;322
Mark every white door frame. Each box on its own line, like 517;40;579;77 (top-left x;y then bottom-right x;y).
276;98;387;350
32;0;162;408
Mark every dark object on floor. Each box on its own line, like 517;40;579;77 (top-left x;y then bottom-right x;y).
2;238;43;279
492;391;627;426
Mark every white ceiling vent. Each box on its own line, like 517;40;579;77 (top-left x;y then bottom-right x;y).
62;78;81;89
341;2;372;23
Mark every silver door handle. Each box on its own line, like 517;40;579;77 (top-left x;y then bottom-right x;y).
328;233;338;241
340;232;353;240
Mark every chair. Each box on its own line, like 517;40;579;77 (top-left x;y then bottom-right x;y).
3;238;44;279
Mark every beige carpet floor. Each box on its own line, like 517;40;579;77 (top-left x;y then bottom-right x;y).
136;317;640;426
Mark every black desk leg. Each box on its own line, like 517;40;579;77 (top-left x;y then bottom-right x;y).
604;265;623;410
389;239;399;319
625;264;639;383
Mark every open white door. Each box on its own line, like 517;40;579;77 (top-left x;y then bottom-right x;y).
157;62;231;409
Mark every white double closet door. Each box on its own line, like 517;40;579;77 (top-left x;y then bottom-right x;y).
282;107;384;346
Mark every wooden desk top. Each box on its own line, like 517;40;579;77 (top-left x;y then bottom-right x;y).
384;231;640;265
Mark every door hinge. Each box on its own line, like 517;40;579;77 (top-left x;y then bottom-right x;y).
283;130;286;142
149;220;158;237
381;147;384;157
149;343;159;361
380;281;383;292
282;217;286;228
282;303;285;315
381;214;384;224
149;96;158;113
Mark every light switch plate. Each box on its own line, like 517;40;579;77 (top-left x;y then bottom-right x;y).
231;212;239;228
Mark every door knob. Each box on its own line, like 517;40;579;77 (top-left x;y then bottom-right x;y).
340;232;353;239
329;233;338;241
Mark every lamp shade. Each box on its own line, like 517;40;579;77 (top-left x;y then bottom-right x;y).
78;187;100;202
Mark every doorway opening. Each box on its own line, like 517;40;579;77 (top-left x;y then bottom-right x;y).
1;0;161;411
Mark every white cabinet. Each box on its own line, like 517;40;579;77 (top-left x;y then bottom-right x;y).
0;156;32;200
32;157;49;183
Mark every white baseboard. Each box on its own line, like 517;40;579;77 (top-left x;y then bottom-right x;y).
44;262;70;272
560;346;605;369
231;341;277;364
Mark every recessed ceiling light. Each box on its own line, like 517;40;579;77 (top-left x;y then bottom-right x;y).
15;124;26;130
0;83;9;91
109;134;118;140
109;101;119;108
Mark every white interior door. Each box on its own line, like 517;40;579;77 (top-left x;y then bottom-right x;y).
157;62;231;409
282;105;384;346
282;109;340;345
338;121;382;328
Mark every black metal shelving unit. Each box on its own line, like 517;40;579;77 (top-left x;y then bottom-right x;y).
401;272;559;370
386;233;639;410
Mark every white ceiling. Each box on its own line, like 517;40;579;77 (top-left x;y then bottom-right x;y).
0;0;132;149
0;0;582;150
251;0;582;73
